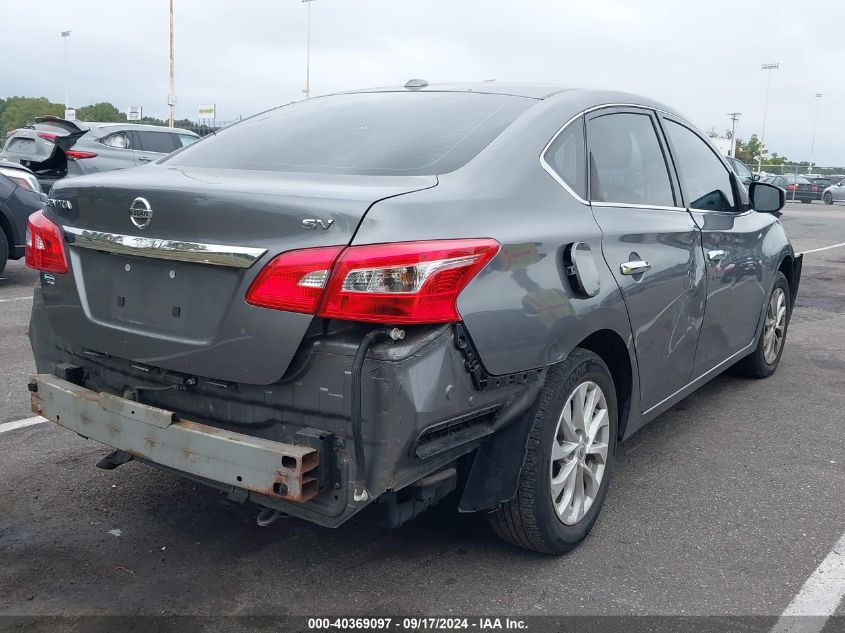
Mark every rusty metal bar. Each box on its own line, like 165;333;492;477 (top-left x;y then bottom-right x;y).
30;374;319;502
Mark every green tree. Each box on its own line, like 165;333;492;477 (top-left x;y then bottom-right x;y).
0;96;64;136
76;101;125;123
735;134;766;165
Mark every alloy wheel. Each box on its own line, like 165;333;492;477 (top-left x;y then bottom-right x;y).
549;380;610;525
763;287;787;364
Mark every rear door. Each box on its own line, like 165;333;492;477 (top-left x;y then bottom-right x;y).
659;114;769;376
586;107;705;412
133;130;179;164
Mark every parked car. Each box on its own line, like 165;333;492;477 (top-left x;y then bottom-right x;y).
807;177;833;201
725;156;758;188
0;117;198;192
26;83;800;554
0;160;45;274
822;179;845;204
766;175;818;203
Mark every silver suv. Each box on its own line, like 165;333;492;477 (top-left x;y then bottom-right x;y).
0;117;198;191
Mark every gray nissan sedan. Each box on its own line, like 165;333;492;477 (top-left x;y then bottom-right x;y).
26;82;800;554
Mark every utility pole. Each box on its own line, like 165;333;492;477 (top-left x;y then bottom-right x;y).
302;0;316;99
809;93;823;173
168;0;175;127
61;31;71;112
758;63;779;173
726;112;741;157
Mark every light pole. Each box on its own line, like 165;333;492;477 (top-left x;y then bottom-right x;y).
809;93;823;173
726;112;741;157
302;0;316;99
168;0;175;127
61;31;71;113
758;62;779;173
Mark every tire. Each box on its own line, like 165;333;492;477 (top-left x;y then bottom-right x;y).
0;230;8;276
824;192;833;205
488;349;618;555
734;272;791;378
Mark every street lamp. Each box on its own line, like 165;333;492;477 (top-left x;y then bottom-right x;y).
809;93;823;173
61;31;71;113
758;62;779;173
302;0;316;99
168;0;175;127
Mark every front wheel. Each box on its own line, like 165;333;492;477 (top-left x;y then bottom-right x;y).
824;192;833;205
734;272;791;378
488;349;617;554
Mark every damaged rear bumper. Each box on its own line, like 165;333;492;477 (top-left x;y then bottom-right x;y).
30;374;321;503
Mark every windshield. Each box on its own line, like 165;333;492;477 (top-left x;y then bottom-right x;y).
163;91;534;176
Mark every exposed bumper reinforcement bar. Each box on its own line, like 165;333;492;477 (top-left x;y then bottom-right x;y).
30;374;320;503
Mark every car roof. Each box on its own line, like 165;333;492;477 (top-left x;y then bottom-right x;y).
90;122;197;135
341;82;574;100
0;159;35;174
334;83;687;119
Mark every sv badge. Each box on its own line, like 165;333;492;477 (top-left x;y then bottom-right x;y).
302;218;334;230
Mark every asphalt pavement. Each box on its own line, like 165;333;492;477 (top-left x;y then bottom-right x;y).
1;202;844;625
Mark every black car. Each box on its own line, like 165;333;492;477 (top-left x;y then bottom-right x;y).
0;160;45;273
767;175;817;203
808;177;833;200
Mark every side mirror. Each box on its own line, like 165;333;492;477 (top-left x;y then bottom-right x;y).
752;174;761;182
749;181;785;215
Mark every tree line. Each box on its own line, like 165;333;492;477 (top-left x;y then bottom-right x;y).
0;96;216;138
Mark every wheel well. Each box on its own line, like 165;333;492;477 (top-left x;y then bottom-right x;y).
0;212;13;250
778;255;794;291
577;329;632;440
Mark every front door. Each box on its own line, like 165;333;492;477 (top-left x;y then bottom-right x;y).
586;108;706;413
659;115;768;376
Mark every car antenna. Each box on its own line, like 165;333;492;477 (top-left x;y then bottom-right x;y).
404;78;429;90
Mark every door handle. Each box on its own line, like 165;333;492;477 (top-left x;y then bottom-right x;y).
707;249;726;262
620;260;651;275
137;156;152;162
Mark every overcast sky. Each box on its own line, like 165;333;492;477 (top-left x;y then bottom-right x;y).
3;0;843;164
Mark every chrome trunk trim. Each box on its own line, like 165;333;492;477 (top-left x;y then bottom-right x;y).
62;226;267;268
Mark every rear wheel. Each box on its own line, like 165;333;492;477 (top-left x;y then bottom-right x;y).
0;230;9;276
824;192;833;205
734;272;791;378
488;349;617;554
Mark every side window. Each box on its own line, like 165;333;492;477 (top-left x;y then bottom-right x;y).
664;120;735;212
543;117;586;199
587;113;675;207
177;134;198;147
102;132;130;149
137;131;179;154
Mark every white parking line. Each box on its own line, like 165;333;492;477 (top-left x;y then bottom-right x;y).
801;242;845;255
770;531;845;633
0;295;33;304
0;416;47;434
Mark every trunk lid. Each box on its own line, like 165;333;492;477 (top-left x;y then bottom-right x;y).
44;164;436;384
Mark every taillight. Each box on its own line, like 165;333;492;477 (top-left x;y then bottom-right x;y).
787;184;796;190
246;246;344;313
25;211;68;274
37;132;58;142
812;185;818;192
246;239;500;324
65;150;97;160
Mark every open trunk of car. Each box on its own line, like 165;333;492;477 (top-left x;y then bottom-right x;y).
1;118;88;189
42;164;437;385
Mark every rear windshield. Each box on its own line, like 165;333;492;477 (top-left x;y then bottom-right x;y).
163;92;534;176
